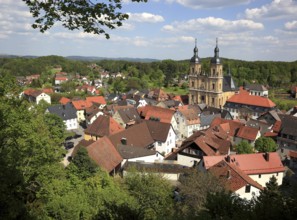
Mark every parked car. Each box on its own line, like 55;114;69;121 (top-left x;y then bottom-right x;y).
64;142;74;150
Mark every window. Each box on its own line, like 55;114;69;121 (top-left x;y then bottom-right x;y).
212;83;215;90
258;174;261;178
245;185;251;193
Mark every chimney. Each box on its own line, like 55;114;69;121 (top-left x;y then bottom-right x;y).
227;170;231;179
121;138;127;145
264;152;270;161
226;155;231;163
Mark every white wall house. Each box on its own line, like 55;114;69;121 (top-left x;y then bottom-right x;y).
175;110;200;140
155;125;176;155
35;92;51;104
46;103;78;130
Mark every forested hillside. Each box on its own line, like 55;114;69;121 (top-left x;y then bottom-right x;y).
1;56;297;89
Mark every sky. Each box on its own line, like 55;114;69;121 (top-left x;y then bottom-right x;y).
0;0;297;61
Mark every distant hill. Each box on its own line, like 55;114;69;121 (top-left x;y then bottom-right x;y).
0;54;159;62
65;56;159;62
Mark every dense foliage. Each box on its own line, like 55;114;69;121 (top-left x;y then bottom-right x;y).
255;137;277;153
23;0;148;38
235;140;254;154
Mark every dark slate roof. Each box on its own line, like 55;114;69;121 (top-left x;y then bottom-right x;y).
201;106;232;119
200;113;221;127
246;84;268;91
279;114;297;136
117;107;141;124
47;102;77;120
223;75;237;92
161;100;181;108
246;119;271;136
116;144;157;159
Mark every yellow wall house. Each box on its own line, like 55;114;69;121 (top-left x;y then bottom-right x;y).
188;39;237;108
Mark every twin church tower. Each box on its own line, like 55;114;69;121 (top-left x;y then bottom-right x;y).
188;39;237;108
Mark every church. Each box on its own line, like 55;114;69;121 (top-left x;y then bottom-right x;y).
188;39;237;108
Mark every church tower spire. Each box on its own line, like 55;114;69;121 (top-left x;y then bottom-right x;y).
211;37;221;64
190;38;200;63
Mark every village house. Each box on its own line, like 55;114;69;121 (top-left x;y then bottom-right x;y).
175;105;200;139
84;115;123;141
234;125;261;147
22;88;51;104
207;159;263;200
138;105;178;132
109;120;176;156
112;107;141;128
85;136;123;175
175;125;231;167
46;102;78;130
224;87;276;120
245;84;269;97
200;152;285;198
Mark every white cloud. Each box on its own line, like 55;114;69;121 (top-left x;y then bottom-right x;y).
162;17;263;34
127;12;164;23
245;0;297;20
168;0;252;9
285;20;297;30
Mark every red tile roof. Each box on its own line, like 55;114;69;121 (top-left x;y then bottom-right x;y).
86;136;123;173
86;96;106;105
59;97;71;105
204;152;285;175
209;160;263;192
72;100;93;110
55;76;68;81
42;88;54;94
236;126;259;141
226;87;276;108
139;105;175;124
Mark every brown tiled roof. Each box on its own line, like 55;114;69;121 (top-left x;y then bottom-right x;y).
203;152;285;175
236;126;259;141
226;87;275;108
209;160;263;192
85;115;123;137
117;107;141;124
179;126;231;156
145;120;172;143
289;150;297;159
178;106;200;125
139;105;175;124
23;88;43;97
211;117;244;137
109;122;155;148
86;137;123;173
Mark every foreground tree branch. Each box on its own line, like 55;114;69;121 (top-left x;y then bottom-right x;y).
23;0;147;39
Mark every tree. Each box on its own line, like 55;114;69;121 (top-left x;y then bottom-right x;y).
255;137;277;153
124;168;174;220
23;0;147;38
202;190;253;220
253;176;287;220
236;140;254;154
177;170;225;218
67;147;98;179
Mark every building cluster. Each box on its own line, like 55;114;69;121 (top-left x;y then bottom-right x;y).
18;40;297;200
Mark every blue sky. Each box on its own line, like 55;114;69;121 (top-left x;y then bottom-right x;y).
1;0;297;61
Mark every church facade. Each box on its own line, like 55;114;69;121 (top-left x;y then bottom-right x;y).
188;39;237;108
